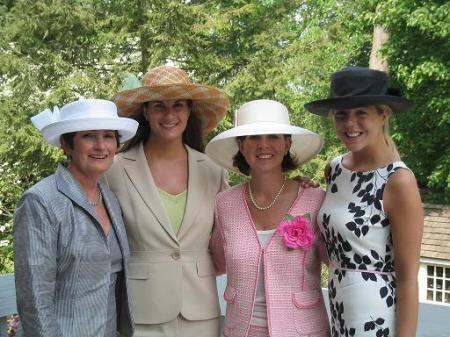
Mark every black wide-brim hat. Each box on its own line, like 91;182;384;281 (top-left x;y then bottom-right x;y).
304;67;413;116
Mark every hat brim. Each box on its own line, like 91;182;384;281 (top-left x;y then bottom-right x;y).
304;95;412;116
41;117;139;147
205;122;324;174
114;84;229;132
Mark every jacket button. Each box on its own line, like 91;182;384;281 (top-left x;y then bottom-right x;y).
171;251;181;260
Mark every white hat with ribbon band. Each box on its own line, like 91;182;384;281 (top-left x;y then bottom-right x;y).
31;98;139;147
205;99;323;173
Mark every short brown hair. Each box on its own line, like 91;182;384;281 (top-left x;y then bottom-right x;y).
61;131;120;149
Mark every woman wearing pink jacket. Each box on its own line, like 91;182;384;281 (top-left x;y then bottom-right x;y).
206;99;330;337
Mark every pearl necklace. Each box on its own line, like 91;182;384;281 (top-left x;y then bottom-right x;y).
89;188;103;207
248;176;287;211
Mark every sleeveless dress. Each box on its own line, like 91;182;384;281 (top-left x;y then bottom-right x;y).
318;155;409;337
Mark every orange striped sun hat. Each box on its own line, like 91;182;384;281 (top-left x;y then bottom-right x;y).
114;66;230;133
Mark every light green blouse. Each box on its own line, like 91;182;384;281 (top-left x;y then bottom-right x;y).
158;188;187;235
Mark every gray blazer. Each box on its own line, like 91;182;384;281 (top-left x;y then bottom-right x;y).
13;164;133;337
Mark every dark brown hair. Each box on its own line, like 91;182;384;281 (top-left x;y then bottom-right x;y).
232;135;299;175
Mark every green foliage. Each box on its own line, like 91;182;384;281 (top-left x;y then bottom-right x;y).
1;159;38;272
0;0;448;274
201;0;375;188
374;0;450;202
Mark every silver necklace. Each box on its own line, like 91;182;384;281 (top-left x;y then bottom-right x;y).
248;176;287;211
89;188;103;207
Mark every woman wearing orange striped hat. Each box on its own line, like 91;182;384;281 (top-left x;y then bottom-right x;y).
103;66;229;337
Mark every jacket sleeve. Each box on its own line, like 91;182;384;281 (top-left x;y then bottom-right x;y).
13;192;63;337
209;198;226;275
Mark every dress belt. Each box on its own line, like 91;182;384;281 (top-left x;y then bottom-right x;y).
129;249;211;263
330;260;394;276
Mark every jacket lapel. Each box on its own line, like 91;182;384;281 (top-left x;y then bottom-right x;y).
121;143;177;242
55;164;103;232
177;146;206;239
100;182;128;254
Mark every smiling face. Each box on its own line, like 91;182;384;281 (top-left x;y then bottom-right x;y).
333;106;386;153
238;134;292;175
61;130;118;180
145;99;190;142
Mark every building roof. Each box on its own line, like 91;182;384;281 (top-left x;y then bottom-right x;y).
421;204;450;261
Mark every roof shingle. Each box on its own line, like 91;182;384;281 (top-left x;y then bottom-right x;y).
421;204;450;261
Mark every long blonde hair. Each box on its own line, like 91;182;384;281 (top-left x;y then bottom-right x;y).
376;105;400;160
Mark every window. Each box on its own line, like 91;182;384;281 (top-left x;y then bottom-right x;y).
426;265;450;304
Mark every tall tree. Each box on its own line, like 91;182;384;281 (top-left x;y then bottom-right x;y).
1;0;448;274
374;0;450;202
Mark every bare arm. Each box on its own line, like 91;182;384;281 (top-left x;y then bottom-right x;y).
383;169;423;337
209;199;227;275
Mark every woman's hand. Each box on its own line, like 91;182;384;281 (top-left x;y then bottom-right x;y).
293;175;319;188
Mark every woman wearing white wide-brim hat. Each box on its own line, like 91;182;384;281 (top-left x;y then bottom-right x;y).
103;65;230;337
207;99;330;337
13;99;138;337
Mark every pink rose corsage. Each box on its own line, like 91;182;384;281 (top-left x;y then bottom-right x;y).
278;213;315;250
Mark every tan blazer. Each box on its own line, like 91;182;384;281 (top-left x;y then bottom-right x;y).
104;143;227;325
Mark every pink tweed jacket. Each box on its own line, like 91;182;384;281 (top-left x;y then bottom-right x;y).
210;184;330;337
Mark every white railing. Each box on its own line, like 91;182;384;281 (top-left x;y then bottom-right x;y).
0;274;16;337
1;274;449;337
216;275;450;337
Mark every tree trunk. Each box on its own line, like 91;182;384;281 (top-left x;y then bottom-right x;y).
369;25;390;72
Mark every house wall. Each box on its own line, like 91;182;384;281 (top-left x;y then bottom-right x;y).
419;257;450;306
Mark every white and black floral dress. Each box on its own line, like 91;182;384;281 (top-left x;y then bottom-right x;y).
318;155;409;337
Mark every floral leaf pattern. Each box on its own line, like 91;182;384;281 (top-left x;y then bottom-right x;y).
318;156;409;336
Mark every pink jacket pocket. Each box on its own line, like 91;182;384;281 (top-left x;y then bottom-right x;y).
292;289;330;335
292;289;321;309
223;285;237;303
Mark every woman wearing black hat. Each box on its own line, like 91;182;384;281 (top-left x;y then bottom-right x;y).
305;67;423;337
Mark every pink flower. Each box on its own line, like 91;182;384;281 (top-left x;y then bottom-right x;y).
278;214;315;250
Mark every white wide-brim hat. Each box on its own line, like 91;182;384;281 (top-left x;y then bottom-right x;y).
31;99;139;147
205;99;324;173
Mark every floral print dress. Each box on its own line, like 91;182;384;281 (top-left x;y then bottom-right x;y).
318;155;409;337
